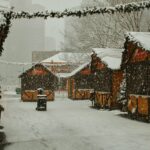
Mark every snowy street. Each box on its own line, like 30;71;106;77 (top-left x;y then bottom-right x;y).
0;0;150;150
1;92;150;150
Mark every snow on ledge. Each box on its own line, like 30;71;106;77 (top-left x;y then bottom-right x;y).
102;56;122;70
125;32;150;51
130;94;150;98
56;62;90;78
92;48;123;58
92;48;122;70
42;52;90;64
56;73;71;78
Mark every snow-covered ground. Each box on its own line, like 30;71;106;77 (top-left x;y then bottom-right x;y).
1;92;150;150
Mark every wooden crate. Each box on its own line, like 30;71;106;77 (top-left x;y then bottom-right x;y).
95;91;110;108
85;90;91;98
128;95;137;114
75;90;87;100
22;90;38;102
74;90;82;99
138;96;149;116
44;90;54;101
111;71;123;109
128;95;150;122
71;89;92;100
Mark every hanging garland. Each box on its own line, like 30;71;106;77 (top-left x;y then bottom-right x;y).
0;0;150;19
0;0;150;55
0;12;12;55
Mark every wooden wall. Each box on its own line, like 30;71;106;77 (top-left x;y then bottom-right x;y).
128;94;150;121
22;90;54;102
67;66;95;100
20;64;58;101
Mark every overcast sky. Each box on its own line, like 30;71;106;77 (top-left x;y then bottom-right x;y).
0;0;82;49
0;0;83;85
32;0;82;10
32;0;82;49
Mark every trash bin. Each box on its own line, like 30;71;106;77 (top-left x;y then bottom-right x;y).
36;88;47;111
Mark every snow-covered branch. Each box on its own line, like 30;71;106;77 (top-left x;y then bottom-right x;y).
0;1;150;19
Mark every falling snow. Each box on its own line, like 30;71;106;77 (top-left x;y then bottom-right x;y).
0;91;150;150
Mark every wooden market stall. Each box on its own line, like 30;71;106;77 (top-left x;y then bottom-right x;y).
91;48;123;109
67;62;95;100
121;32;150;121
42;52;90;91
19;63;58;102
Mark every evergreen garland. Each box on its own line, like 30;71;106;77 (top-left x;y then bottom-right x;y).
0;1;150;19
0;12;12;55
0;0;150;55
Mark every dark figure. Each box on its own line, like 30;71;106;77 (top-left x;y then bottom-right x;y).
36;88;47;111
90;90;96;107
37;88;44;95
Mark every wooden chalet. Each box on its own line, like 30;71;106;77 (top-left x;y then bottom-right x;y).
42;52;90;73
91;48;123;109
19;63;58;102
122;32;150;121
42;52;90;91
67;62;95;100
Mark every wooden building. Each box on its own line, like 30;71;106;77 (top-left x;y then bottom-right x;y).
67;62;94;100
91;48;123;109
42;52;90;91
19;63;58;102
42;52;90;73
121;32;150;121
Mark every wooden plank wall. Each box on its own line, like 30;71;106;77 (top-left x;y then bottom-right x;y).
22;90;54;102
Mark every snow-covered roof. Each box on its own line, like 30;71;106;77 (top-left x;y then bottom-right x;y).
56;62;90;78
102;56;122;70
125;32;150;51
42;52;90;64
56;73;71;78
92;48;122;70
19;63;56;78
69;62;90;77
92;48;123;58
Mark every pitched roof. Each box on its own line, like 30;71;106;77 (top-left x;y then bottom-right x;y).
32;51;60;63
125;32;150;51
92;48;123;70
42;52;90;64
68;62;90;77
92;48;123;58
56;62;90;78
19;63;56;78
102;56;122;70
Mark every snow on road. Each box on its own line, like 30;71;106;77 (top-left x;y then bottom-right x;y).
1;92;150;150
